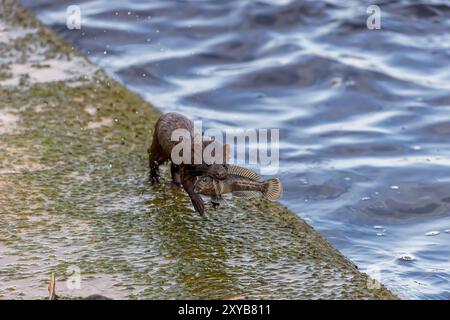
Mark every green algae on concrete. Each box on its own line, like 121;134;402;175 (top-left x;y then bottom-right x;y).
0;1;397;299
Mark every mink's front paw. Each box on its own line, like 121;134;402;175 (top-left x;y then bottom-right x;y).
149;171;160;185
192;197;205;216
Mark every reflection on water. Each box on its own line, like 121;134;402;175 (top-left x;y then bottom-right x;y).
19;0;450;299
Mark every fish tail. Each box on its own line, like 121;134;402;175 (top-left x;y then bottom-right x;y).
262;178;282;201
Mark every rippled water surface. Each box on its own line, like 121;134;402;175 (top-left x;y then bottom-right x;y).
19;0;450;299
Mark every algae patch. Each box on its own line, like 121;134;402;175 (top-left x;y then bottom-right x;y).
0;18;97;88
1;58;96;87
0;108;20;134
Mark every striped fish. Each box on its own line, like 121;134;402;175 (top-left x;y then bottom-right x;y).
194;165;282;202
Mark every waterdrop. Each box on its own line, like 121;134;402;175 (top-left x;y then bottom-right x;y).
345;80;356;87
399;254;415;261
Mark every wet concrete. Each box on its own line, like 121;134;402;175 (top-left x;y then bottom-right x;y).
0;1;396;299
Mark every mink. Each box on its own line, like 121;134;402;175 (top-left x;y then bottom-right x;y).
148;112;229;215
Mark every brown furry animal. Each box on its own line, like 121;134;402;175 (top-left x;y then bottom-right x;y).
148;112;229;215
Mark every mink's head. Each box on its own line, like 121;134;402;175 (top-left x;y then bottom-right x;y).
202;139;230;179
205;163;228;180
187;139;230;179
187;163;228;179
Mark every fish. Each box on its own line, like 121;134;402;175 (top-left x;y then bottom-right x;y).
194;165;282;202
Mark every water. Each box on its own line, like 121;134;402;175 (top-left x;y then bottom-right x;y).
19;0;450;299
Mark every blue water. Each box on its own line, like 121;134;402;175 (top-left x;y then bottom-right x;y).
20;0;450;299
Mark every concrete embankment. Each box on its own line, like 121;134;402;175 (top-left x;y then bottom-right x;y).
0;1;396;299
